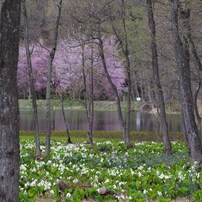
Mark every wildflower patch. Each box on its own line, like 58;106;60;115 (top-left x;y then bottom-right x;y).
19;140;202;201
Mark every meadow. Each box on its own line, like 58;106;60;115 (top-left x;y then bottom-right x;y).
19;138;202;201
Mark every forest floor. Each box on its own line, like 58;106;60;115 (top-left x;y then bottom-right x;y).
19;139;198;202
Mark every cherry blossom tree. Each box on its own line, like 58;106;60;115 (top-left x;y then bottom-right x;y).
18;37;125;100
18;45;49;97
54;38;125;99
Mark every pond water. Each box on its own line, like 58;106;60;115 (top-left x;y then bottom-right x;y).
20;110;182;132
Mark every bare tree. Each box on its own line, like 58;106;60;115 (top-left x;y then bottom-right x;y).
57;92;72;144
146;0;172;155
0;0;21;201
171;0;202;162
22;0;41;157
182;1;202;133
97;26;131;147
45;0;63;156
107;0;132;147
81;43;95;144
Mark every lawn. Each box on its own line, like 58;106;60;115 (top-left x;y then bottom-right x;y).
19;139;202;201
18;99;139;111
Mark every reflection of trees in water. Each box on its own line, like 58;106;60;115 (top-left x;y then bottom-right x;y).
136;112;141;131
51;110;55;130
103;112;122;131
167;114;181;132
20;111;35;130
94;112;121;131
20;110;182;132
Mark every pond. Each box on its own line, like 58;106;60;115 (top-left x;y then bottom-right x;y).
20;109;182;132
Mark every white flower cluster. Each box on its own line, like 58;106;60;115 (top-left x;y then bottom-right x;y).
19;140;201;201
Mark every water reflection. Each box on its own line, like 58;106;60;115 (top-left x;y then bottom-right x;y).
20;110;182;132
135;112;141;131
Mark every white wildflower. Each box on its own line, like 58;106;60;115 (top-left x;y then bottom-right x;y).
157;191;162;196
66;193;71;198
73;178;78;183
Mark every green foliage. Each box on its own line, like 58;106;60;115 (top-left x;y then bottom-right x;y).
19;140;200;201
20;130;184;142
193;190;202;201
97;142;113;153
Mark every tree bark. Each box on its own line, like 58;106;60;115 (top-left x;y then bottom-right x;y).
81;44;94;144
88;45;95;143
59;93;72;144
146;0;172;155
108;0;132;147
171;0;202;162
97;28;131;147
0;1;21;201
193;79;201;133
121;0;132;147
182;4;202;133
45;0;63;156
22;0;41;157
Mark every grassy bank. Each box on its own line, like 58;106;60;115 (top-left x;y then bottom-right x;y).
20;130;184;143
18;99;185;113
19;99;139;111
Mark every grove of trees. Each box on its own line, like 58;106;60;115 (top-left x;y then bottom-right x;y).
17;0;202;157
1;0;202;200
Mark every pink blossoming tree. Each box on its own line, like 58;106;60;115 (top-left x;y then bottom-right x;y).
18;37;125;99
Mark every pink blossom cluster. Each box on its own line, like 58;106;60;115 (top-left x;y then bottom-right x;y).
17;37;125;99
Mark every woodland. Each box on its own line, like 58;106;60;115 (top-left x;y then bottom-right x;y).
1;0;202;201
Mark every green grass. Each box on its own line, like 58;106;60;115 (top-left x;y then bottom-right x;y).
19;99;84;110
20;130;184;143
18;99;139;111
20;99;202;114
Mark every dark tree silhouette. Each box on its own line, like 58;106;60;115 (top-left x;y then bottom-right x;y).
0;0;21;201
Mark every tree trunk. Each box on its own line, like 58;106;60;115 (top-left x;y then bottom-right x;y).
0;1;21;201
108;0;132;147
88;45;95;143
146;0;172;155
122;0;132;147
59;94;72;144
45;0;62;156
97;29;131;147
81;44;94;144
171;0;202;162
193;79;202;133
22;0;41;157
182;4;202;134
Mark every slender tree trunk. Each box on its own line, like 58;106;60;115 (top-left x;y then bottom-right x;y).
81;44;94;144
146;0;172;155
22;0;41;157
122;0;132;146
0;1;21;201
171;0;202;162
108;0;132;147
59;94;72;144
178;80;190;152
89;45;94;143
140;77;146;102
193;79;202;133
97;29;131;147
45;0;62;156
147;82;152;104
